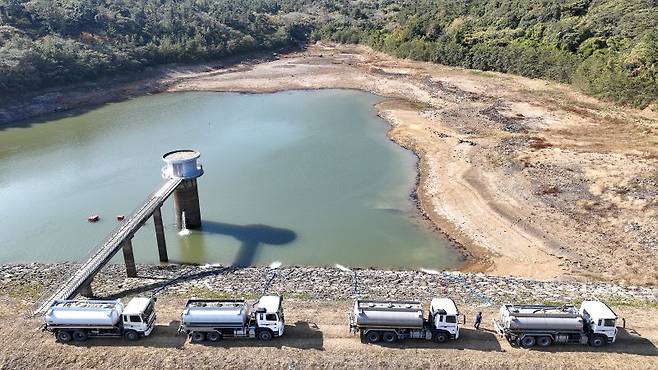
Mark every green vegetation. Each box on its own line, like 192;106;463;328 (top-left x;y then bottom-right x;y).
0;0;312;94
315;0;658;109
1;0;656;108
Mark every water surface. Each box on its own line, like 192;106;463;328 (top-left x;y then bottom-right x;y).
0;90;460;268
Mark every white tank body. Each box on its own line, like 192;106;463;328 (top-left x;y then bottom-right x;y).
353;300;425;329
44;300;123;327
500;304;584;332
181;300;249;328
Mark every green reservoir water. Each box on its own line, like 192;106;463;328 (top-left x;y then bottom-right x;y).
0;90;460;269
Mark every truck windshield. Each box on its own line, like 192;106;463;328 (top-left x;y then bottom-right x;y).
445;316;457;323
266;314;277;321
603;319;616;327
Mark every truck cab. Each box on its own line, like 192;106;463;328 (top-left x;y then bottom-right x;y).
579;301;618;346
429;298;461;342
120;297;157;339
253;295;284;340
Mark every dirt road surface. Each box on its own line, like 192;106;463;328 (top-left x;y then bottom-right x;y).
1;297;656;369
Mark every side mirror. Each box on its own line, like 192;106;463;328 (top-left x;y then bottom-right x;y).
462;314;466;324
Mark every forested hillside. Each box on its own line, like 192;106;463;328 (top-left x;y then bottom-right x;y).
317;0;658;109
0;0;312;94
1;0;656;108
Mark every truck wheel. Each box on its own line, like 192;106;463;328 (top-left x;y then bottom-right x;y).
56;331;72;343
258;330;273;341
191;332;206;343
520;336;536;348
433;331;448;344
72;330;88;342
207;331;222;342
589;335;607;347
382;331;397;343
366;331;381;344
124;330;139;341
537;336;552;347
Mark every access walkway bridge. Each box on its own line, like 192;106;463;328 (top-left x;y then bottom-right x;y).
32;177;182;315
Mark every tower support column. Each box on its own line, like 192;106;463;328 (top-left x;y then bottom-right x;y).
122;238;137;278
79;277;94;297
162;149;203;230
153;206;168;262
173;178;202;230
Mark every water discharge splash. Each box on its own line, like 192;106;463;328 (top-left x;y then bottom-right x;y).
420;268;441;275
335;264;360;297
178;211;190;236
269;261;282;269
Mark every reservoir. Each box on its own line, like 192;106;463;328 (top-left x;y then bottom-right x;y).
0;90;460;269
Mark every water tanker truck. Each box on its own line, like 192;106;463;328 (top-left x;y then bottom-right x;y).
179;295;284;342
350;298;462;344
43;297;156;342
493;301;618;348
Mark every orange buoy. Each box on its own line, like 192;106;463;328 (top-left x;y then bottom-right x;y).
88;215;100;223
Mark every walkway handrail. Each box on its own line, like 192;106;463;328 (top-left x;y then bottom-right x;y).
32;177;182;315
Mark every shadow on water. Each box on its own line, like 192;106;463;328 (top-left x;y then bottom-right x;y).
0;104;105;132
201;220;297;267
101;220;296;298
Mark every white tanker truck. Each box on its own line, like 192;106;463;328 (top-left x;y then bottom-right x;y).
349;298;462;344
179;295;285;342
43;297;156;342
493;301;618;348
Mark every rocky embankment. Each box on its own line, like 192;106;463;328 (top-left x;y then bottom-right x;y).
2;264;656;306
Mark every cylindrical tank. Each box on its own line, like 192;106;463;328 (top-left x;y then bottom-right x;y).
162;150;204;179
44;300;124;327
162;150;203;230
353;300;425;329
500;305;584;332
182;302;249;328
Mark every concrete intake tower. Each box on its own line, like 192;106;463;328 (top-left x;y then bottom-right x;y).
162;150;204;230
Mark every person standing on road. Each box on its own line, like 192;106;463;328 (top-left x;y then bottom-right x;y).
474;312;482;330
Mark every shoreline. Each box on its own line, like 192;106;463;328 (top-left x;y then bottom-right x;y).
2;43;657;285
3;263;656;305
